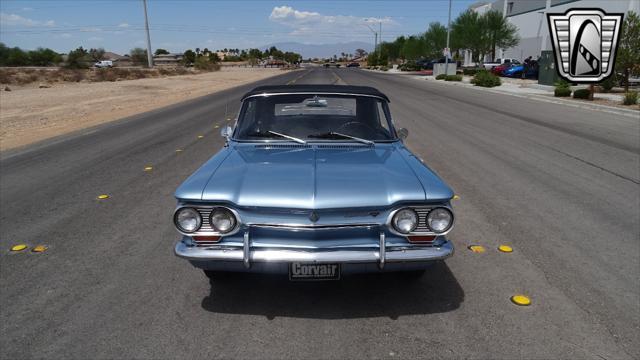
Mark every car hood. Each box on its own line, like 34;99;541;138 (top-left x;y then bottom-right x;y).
191;143;431;209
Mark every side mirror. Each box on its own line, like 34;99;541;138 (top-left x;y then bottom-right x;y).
397;128;409;140
220;126;233;139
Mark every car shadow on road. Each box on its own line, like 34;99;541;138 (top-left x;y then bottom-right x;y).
201;261;464;319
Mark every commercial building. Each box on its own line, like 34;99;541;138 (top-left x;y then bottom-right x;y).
465;0;639;64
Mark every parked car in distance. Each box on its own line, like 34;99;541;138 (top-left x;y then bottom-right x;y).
346;62;360;68
173;85;456;281
483;58;519;70
491;63;512;76
417;57;459;70
323;63;331;68
94;60;113;68
502;63;539;79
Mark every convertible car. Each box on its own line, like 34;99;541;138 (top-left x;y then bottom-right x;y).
173;85;455;281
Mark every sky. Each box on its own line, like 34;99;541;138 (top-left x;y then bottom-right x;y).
0;0;476;54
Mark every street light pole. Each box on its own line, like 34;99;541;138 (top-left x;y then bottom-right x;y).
142;0;153;68
444;0;452;75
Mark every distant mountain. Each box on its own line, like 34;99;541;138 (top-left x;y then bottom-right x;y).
260;41;373;59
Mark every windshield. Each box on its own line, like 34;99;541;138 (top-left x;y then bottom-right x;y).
234;94;395;142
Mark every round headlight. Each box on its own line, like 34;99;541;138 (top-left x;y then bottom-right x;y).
427;207;453;233
174;207;201;233
210;207;237;233
392;208;418;234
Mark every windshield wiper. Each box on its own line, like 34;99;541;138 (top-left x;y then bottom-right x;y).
308;131;374;146
267;130;307;144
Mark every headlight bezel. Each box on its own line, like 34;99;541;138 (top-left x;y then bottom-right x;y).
209;207;238;234
426;207;454;234
387;205;455;236
173;207;202;234
391;208;419;234
173;205;241;236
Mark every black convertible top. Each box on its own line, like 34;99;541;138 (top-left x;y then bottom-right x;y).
241;84;390;102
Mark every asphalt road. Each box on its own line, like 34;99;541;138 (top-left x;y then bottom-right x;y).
1;67;638;359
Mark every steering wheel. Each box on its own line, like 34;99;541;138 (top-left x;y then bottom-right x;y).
336;121;378;134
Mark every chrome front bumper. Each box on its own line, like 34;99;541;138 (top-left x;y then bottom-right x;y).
174;231;454;271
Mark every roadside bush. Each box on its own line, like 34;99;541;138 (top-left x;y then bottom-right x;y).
435;74;447;80
599;77;615;93
573;88;591;99
471;70;501;87
94;68;118;82
622;91;638;105
554;80;571;97
462;68;480;76
379;66;389;71
194;56;221;71
445;74;462;81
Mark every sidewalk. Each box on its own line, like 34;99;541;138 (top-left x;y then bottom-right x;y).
413;74;638;117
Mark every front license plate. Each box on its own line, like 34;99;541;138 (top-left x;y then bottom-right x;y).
289;263;341;281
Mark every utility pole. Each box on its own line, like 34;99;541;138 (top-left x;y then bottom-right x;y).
142;0;153;68
444;0;452;75
364;23;378;64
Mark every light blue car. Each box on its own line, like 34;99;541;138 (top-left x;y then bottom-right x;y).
174;85;455;281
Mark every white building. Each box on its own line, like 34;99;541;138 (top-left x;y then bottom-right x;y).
465;0;639;65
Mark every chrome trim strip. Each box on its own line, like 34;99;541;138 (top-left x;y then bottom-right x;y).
379;231;386;269
243;231;251;269
175;240;454;263
248;223;379;230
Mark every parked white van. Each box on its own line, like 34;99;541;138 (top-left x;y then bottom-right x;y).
94;60;113;68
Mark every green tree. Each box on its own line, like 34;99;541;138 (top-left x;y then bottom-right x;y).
28;47;62;66
452;10;486;63
129;47;148;66
483;10;519;61
424;22;448;59
154;48;170;56
66;46;90;68
183;49;196;65
616;11;640;92
89;47;105;62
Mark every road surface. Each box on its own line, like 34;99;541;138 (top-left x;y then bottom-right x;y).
1;67;638;359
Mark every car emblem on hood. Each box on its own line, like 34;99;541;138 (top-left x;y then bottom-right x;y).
547;8;623;83
309;211;319;222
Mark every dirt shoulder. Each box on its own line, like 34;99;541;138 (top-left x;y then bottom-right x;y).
0;67;287;151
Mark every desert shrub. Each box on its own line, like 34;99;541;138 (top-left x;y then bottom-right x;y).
93;68;118;82
194;56;220;71
158;67;171;75
573;88;591;99
379;66;389;71
174;67;188;75
445;74;462;81
435;74;447;80
471;70;501;87
623;91;638;105
63;70;86;82
0;69;13;84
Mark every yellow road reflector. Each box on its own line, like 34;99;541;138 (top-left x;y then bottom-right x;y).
197;135;204;139
11;244;28;252
32;245;47;253
452;195;460;200
498;245;513;253
175;149;183;153
468;245;485;253
214;125;219;129
144;166;153;171
511;295;531;306
97;194;110;200
226;118;231;121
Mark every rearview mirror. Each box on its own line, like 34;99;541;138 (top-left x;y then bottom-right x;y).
397;128;409;140
220;126;233;139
